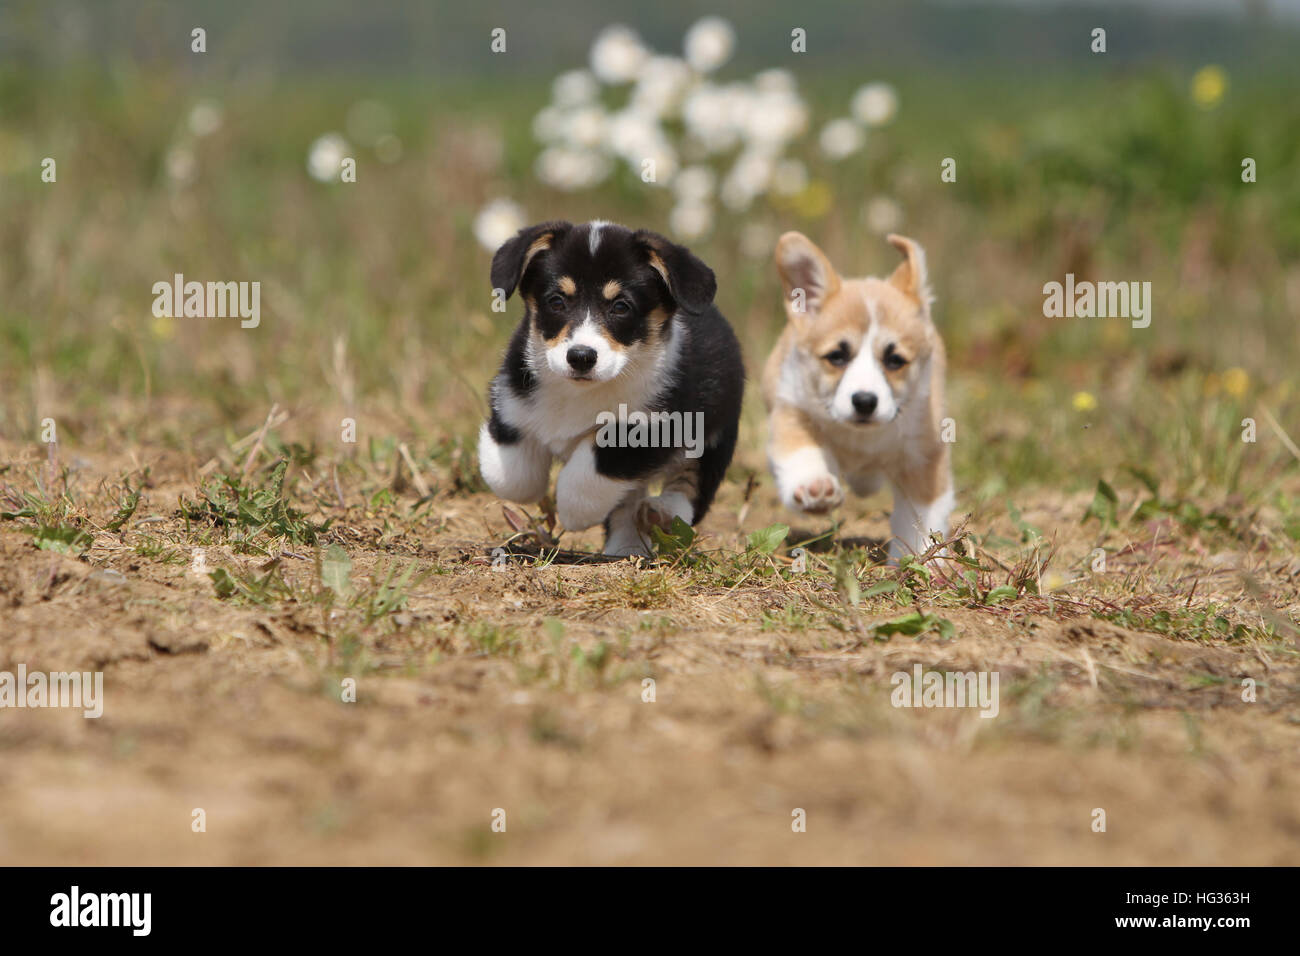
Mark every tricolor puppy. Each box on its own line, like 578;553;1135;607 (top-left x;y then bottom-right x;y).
478;220;745;557
762;232;953;562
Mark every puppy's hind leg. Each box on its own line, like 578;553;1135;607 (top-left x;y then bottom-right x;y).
603;490;652;558
682;416;739;525
616;418;738;552
887;480;954;564
637;457;701;534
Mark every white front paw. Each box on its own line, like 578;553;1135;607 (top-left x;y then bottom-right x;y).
478;421;551;503
789;473;843;514
772;446;843;516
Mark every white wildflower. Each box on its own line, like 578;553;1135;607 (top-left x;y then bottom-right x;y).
863;196;903;233
673;165;716;202
590;26;647;84
564;106;608;150
753;68;796;94
851;82;898;126
188;100;222;137
535;147;612;190
683;17;735;73
720;149;774;211
630;56;693;118
533;106;566;143
604;107;663;163
553;69;600;108
166;145;196;184
669;200;714;240
307;133;349;182
743;89;808;149
682;83;742;154
818;118;864;160
473;199;527;253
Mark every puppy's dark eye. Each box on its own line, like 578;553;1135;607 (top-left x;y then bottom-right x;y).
883;344;908;371
610;299;632;318
823;342;852;367
546;294;567;312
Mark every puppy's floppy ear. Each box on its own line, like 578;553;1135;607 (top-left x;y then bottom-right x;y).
775;231;840;327
885;234;931;307
490;220;572;300
634;229;717;314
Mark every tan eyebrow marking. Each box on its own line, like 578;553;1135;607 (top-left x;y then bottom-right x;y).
603;280;622;300
558;276;576;295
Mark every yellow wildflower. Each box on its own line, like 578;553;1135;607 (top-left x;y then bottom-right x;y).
1222;367;1249;399
151;314;176;341
1191;66;1227;108
792;181;832;219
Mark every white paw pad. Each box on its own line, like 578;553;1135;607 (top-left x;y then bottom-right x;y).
792;474;843;513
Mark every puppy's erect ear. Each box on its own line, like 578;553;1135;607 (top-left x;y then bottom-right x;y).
885;234;932;307
634;229;717;314
490;221;572;300
775;231;841;327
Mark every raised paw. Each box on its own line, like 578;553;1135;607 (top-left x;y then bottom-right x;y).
792;474;843;513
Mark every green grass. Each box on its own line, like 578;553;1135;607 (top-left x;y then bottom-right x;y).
2;63;1298;505
1;57;1298;653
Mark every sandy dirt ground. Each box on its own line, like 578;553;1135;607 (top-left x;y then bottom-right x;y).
1;444;1297;865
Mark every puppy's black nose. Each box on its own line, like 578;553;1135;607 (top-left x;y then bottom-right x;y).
851;391;878;416
567;345;598;373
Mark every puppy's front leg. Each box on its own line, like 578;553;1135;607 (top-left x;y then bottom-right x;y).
478;418;552;503
768;405;843;513
555;440;639;531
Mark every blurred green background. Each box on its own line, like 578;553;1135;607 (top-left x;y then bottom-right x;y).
2;0;1298;506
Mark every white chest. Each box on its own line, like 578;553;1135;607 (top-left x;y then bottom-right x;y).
496;330;683;461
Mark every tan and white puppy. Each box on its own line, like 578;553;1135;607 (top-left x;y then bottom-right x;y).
762;232;953;562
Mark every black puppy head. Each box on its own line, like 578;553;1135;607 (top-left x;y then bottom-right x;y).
490;220;716;383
